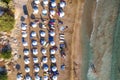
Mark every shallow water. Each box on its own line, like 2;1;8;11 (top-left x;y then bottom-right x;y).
80;0;95;80
111;3;120;80
81;0;120;80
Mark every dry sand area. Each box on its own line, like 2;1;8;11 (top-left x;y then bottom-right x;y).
8;0;84;80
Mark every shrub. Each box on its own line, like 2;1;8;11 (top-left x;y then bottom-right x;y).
0;71;7;80
0;1;8;8
1;0;11;4
0;13;15;32
8;0;15;13
1;49;12;59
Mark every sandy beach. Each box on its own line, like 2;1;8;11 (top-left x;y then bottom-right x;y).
6;0;120;80
8;0;84;80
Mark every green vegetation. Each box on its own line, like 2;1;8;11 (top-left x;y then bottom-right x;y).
0;13;15;32
0;0;15;32
1;0;11;4
8;0;15;13
0;1;8;8
0;49;12;59
0;72;7;80
0;0;14;10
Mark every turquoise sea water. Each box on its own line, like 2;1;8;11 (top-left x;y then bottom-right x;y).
111;3;120;80
81;0;120;80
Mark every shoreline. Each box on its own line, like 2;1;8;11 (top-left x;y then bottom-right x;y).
80;0;96;79
70;0;82;80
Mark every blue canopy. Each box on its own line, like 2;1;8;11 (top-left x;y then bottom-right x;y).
60;44;65;48
33;6;38;10
50;0;55;2
43;64;48;68
49;19;55;23
61;64;65;70
49;36;54;41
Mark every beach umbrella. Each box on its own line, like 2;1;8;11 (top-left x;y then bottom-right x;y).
50;10;56;15
34;66;40;72
32;40;37;46
51;57;56;63
50;49;56;54
23;49;29;56
41;48;47;55
34;67;40;72
25;76;32;80
61;64;65;70
52;75;58;80
52;66;57;72
43;66;49;72
35;75;40;80
23;41;28;47
59;11;65;18
40;31;46;37
31;31;36;37
32;49;38;55
33;57;38;63
33;6;39;14
41;24;47;28
24;58;30;64
25;66;30;73
49;30;55;36
31;22;37;28
43;64;49;72
43;76;48;80
42;9;47;15
60;1;66;8
41;24;46;28
17;74;22;80
42;57;48;63
43;0;48;5
22;31;27;38
51;2;56;8
40;39;46;46
50;41;55;46
21;23;27;30
59;26;65;31
34;0;40;4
